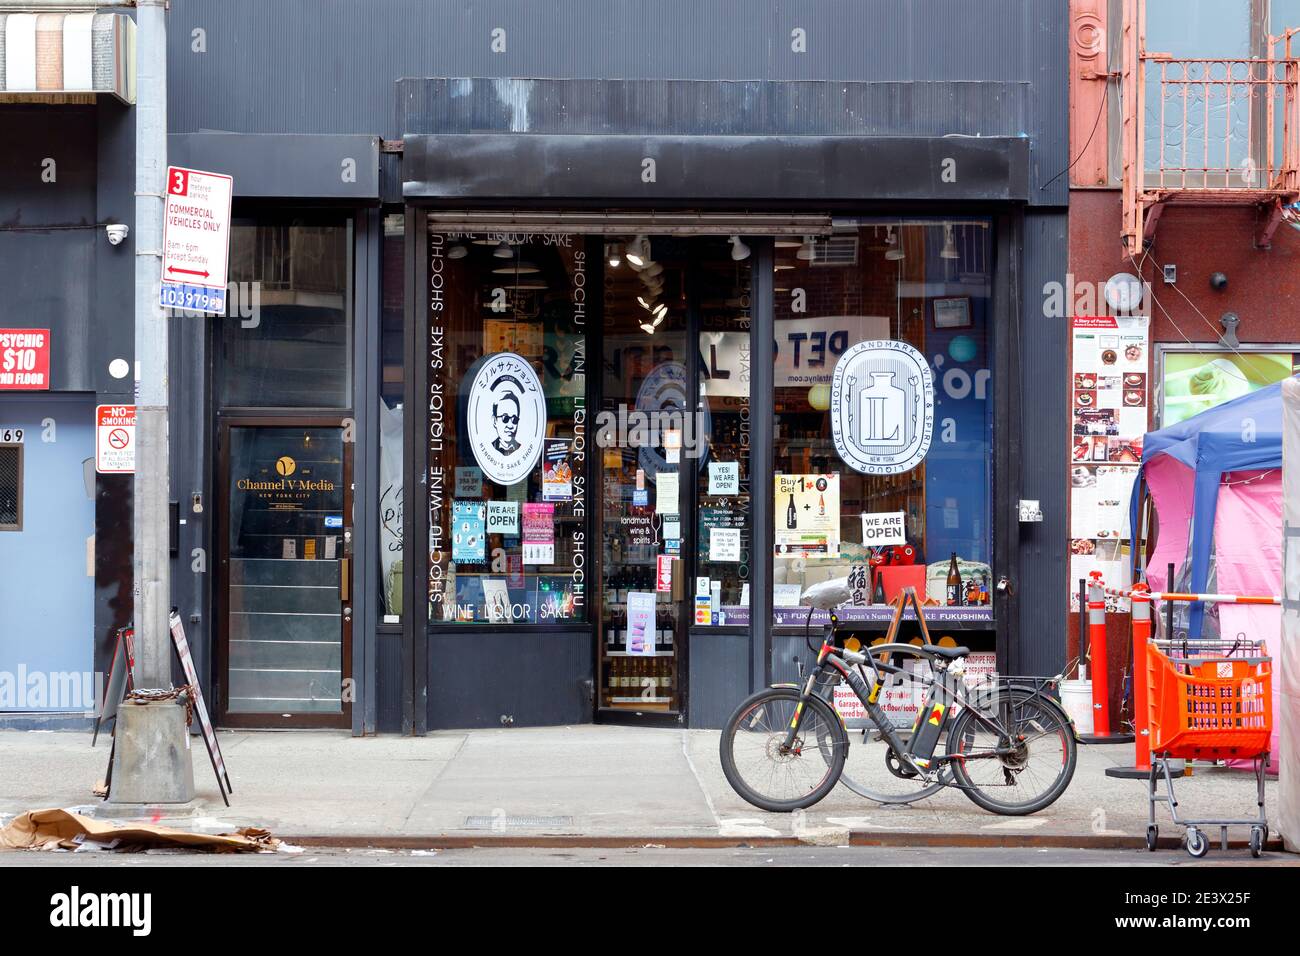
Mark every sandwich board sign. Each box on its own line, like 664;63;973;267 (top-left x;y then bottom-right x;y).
170;611;232;805
160;165;233;314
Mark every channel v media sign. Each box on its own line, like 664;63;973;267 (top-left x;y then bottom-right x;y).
0;329;50;390
830;340;934;475
160;165;233;314
96;405;136;474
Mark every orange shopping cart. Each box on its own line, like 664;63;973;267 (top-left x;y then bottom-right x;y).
1143;637;1272;858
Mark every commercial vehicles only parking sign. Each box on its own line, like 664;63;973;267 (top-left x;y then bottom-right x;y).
160;165;233;314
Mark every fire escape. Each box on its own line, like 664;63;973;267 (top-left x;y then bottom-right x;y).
1121;0;1300;251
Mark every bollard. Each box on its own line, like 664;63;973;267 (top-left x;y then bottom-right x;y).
1078;574;1136;746
1130;582;1153;771
1087;571;1109;736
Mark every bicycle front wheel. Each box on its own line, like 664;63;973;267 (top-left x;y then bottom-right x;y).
946;688;1077;815
720;687;847;812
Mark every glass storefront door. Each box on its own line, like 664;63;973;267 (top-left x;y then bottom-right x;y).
219;421;352;727
597;237;753;716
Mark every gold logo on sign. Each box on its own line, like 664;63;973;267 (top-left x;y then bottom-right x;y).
275;456;297;477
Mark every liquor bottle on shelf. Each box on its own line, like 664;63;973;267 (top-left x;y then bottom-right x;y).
946;553;962;607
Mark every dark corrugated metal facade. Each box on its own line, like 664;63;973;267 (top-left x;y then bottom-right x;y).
151;0;1070;730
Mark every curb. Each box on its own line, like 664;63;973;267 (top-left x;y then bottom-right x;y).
280;831;1291;852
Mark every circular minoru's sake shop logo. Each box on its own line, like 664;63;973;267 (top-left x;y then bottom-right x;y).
466;352;546;486
829;340;934;475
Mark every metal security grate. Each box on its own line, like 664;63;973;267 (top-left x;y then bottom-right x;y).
0;445;20;530
463;815;574;830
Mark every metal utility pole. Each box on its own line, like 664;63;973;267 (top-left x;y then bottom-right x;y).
133;0;171;689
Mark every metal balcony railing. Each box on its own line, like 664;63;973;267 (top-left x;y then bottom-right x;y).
1122;1;1300;251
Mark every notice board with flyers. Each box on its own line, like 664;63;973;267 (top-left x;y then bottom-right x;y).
1068;316;1149;611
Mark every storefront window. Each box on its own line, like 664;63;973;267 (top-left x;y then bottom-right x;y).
426;232;588;625
221;215;352;408
771;222;994;624
379;213;405;622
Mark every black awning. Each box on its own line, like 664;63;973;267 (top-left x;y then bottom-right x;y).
402;133;1028;204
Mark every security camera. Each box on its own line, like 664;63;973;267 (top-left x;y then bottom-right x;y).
1210;271;1228;290
105;223;129;246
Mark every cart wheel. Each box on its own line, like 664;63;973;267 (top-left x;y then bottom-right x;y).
1250;827;1264;859
1185;828;1209;859
1145;824;1159;852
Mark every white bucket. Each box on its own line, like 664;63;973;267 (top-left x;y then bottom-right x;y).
1060;679;1094;736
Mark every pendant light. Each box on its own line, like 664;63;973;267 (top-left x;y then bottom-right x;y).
729;235;751;261
493;240;513;259
446;242;468;259
796;236;816;261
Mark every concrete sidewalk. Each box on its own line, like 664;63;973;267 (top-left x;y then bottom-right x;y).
0;726;1287;850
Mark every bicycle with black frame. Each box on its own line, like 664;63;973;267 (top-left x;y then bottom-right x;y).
720;586;1078;814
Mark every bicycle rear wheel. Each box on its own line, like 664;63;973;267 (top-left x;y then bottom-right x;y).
720;688;847;812
946;687;1077;815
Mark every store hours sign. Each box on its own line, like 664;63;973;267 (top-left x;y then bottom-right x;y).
830;340;934;475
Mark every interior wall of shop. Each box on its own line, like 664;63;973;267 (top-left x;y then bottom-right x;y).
0;103;136;726
1067;189;1300;726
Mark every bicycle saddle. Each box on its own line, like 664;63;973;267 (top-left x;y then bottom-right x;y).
921;644;970;660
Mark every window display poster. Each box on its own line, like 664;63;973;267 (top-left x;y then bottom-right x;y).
1161;351;1295;427
656;554;674;592
708;461;739;496
773;473;840;556
537;576;576;620
486;500;519;535
542;438;573;501
452;500;486;563
482;578;510;623
626;590;657;655
522;502;555;564
656;471;680;513
709;526;742;562
455;466;483;497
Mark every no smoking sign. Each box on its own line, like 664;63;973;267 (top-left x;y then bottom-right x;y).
96;405;136;473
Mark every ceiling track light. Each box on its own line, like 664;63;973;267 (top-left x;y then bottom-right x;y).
626;235;648;267
639;322;656;335
606;242;623;268
729;235;751;261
